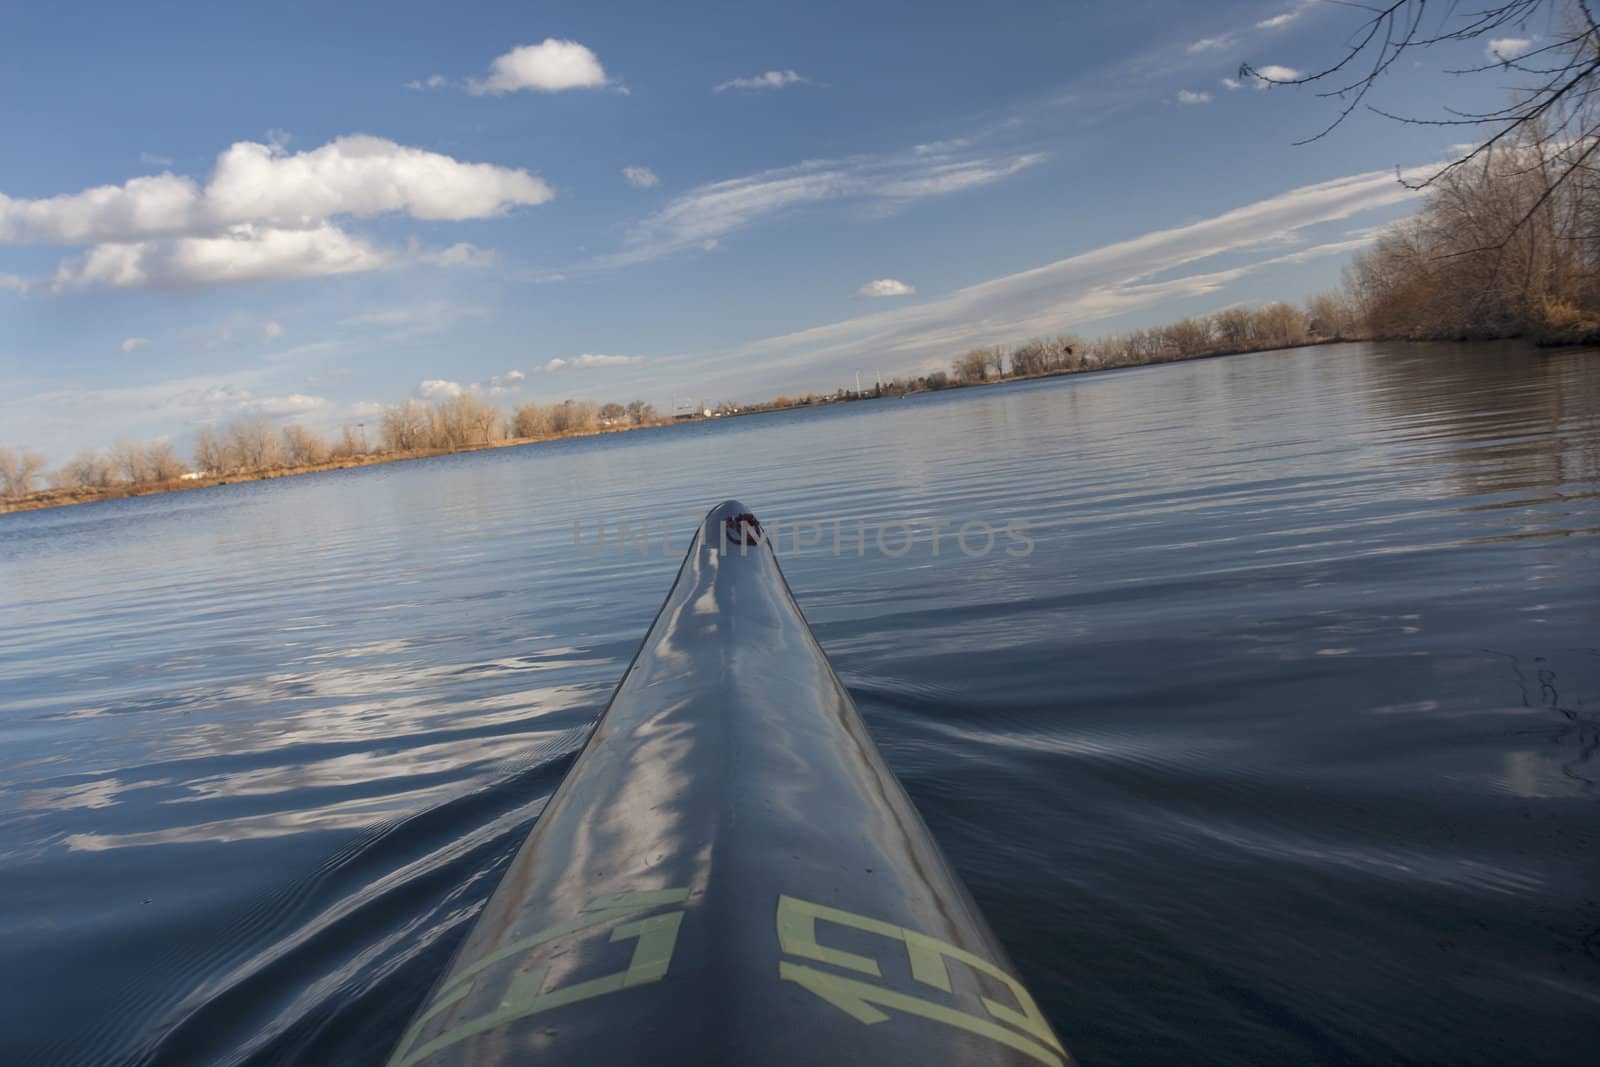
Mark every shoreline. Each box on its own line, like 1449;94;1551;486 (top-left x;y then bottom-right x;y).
0;426;651;515
0;335;1571;517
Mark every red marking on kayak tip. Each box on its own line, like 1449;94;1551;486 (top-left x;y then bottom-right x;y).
724;513;764;545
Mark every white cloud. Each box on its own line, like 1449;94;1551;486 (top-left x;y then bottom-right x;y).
1;172;208;246
0;137;551;242
1177;90;1212;104
541;354;645;371
140;152;174;167
468;39;610;95
406;74;449;90
1187;35;1233;54
121;337;152;353
1257;12;1299;29
418;379;464;399
418;241;496;269
417;369;528;399
0;272;26;293
622;166;660;189
1486;37;1534;61
203;136;552;225
52;222;389;290
857;278;916;297
1222;77;1245;90
1253;64;1301;87
714;69;809;92
261;320;284;340
483;369;525;395
610;148;1044;265
2;135;550;290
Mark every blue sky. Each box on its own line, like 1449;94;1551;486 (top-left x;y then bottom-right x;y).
0;0;1543;460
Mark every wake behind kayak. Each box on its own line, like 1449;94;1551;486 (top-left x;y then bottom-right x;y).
388;500;1072;1067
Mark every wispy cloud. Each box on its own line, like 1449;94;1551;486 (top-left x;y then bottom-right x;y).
857;278;916;297
541;354;645;372
1257;11;1300;30
121;337;152;353
1177;90;1212;104
140;151;173;167
1187;35;1234;54
261;320;284;340
417;241;496;269
605;145;1045;266
669;164;1431;395
339;301;486;339
405;74;450;90
622;166;660;189
914;138;971;155
714;69;809;92
306;367;351;386
248;393;326;415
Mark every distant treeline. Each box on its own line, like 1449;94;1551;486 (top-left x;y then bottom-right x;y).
0;396;663;508
729;298;1353;410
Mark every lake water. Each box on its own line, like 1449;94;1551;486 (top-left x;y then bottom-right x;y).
2;341;1597;1066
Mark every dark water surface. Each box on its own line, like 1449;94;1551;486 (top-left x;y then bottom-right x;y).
2;342;1598;1066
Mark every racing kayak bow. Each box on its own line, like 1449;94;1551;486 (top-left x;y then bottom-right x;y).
389;500;1072;1067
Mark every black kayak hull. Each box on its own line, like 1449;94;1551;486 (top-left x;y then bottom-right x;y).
388;501;1071;1067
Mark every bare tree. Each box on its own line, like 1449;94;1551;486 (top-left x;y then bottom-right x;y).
599;401;628;425
625;399;658;425
0;448;48;498
380;400;430;452
1159;317;1212;356
193;424;229;474
1246;1;1600;248
111;440;149;485
1254;303;1310;348
144;441;188;482
228;417;283;471
57;451;115;489
331;422;366;459
953;348;995;382
1211;306;1259;350
512;401;549;438
1305;291;1359;339
546;399;599;434
281;424;329;466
